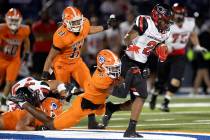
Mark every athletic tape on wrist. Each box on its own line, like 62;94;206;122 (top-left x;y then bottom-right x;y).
57;83;66;93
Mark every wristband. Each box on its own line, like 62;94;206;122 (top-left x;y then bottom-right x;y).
18;101;27;108
57;83;66;92
41;71;50;80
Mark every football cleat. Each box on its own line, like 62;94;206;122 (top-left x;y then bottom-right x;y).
88;121;105;129
102;102;114;127
123;130;143;138
149;94;157;110
160;103;170;112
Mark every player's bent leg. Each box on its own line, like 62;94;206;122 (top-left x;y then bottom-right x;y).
161;78;180;112
72;59;91;90
88;114;105;129
54;97;87;129
1;81;15;111
124;97;145;138
149;80;165;110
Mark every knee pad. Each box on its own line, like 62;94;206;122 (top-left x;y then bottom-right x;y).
168;79;181;93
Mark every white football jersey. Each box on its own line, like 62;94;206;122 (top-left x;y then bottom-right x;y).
11;77;50;101
125;15;170;63
166;17;195;51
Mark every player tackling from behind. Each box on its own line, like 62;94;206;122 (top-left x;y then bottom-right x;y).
9;49;150;137
41;6;117;129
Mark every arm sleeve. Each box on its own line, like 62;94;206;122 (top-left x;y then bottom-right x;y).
133;16;148;35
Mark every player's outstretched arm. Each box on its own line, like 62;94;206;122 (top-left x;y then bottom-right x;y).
124;28;139;46
89;14;117;34
22;102;54;129
42;46;60;80
190;31;207;52
16;112;36;131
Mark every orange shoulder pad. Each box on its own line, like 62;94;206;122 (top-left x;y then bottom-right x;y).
53;25;67;49
82;17;90;36
92;70;113;90
20;24;30;37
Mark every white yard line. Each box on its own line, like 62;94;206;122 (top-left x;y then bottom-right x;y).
193;120;210;122
144;118;175;122
109;118;127;121
113;111;210;116
107;122;210;128
144;102;210;108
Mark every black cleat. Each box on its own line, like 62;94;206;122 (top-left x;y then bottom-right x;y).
88;121;105;129
149;94;157;110
102;102;114;127
123;130;143;138
160;103;170;112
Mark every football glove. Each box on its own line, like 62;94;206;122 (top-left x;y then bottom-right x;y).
103;14;118;30
194;45;207;52
41;71;50;80
155;43;168;62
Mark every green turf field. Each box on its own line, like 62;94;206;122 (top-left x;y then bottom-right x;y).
67;95;210;133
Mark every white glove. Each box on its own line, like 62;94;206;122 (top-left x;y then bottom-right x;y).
194;45;207;52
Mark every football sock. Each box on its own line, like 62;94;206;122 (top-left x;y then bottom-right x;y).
127;119;137;131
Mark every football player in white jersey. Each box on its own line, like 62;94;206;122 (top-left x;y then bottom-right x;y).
102;4;173;137
149;3;207;112
8;77;69;111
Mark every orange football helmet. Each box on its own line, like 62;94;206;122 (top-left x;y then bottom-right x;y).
41;97;63;118
5;8;22;31
97;49;121;79
62;6;83;33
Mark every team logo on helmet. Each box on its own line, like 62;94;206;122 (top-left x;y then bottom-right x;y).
51;102;58;110
98;56;105;64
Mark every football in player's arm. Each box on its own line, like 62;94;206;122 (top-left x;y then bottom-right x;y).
102;4;172;138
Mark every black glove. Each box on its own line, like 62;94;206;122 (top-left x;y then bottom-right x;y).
41;71;50;80
103;14;118;30
11;87;40;107
65;84;84;102
141;68;150;79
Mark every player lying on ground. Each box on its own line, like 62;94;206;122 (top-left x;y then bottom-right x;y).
0;97;62;130
101;4;172;138
9;49;146;137
41;6;117;129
